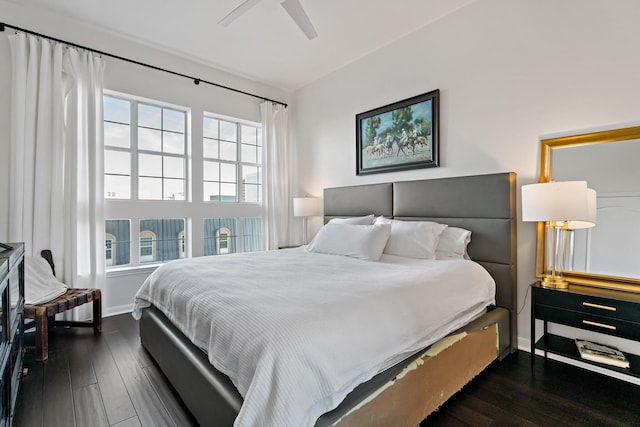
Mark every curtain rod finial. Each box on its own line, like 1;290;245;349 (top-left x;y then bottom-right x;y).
0;23;6;32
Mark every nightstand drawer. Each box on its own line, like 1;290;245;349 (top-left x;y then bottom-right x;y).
534;286;640;323
535;304;640;341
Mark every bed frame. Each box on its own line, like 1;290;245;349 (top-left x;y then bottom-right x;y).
139;172;517;426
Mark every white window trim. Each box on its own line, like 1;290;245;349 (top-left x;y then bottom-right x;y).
203;112;262;204
104;91;265;274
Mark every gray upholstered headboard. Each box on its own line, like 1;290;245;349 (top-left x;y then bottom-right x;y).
323;172;517;351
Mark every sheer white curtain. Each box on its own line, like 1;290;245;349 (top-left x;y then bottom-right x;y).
9;33;106;299
261;101;293;249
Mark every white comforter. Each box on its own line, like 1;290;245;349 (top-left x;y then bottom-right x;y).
134;249;495;427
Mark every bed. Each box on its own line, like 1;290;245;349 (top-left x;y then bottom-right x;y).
135;172;517;426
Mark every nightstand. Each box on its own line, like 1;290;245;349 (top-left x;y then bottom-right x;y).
531;281;640;377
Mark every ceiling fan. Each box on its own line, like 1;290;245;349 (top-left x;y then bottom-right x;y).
218;0;318;40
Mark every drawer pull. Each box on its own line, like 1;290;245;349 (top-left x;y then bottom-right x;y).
582;320;616;330
582;302;617;312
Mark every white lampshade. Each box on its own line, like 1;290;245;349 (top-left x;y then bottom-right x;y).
521;181;595;227
293;197;322;217
567;188;597;229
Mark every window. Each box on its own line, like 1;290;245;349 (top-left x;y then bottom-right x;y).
202;217;263;256
203;116;262;203
105;234;116;267
105;220;131;267
104;97;132;199
104;96;187;201
204;218;237;256
240;125;262;203
139;230;156;263
138;104;186;200
242;217;263;252
216;227;232;254
104;92;265;269
139;219;185;264
178;231;185;259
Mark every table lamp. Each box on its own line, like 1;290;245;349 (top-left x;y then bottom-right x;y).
293;197;321;245
522;181;596;288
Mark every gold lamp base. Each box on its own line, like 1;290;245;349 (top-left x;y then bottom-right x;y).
541;275;569;289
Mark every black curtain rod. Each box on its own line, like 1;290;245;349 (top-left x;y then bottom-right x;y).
0;22;288;108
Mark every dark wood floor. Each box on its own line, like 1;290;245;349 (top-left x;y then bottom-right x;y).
13;314;640;427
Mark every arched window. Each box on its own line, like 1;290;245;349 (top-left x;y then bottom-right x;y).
215;227;232;255
178;230;185;259
105;233;116;267
140;230;156;263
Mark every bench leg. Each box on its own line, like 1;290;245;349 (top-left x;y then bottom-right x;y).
35;307;49;362
93;297;102;335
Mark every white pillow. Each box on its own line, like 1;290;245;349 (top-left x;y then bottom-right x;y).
436;227;472;260
306;223;391;261
328;214;375;225
374;217;447;259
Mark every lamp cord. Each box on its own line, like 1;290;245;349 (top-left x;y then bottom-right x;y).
517;283;533;315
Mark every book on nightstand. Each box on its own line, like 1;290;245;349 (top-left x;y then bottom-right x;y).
575;339;630;368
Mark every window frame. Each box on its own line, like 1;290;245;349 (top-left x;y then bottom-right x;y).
202;113;263;204
104;94;189;202
104;90;265;272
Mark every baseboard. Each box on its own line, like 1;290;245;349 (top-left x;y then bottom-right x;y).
104;303;134;318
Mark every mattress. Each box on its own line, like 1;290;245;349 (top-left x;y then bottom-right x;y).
134;248;496;427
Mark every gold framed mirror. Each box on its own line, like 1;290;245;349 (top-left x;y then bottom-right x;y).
535;125;640;292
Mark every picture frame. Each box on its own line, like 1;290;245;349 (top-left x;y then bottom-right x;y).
356;89;439;175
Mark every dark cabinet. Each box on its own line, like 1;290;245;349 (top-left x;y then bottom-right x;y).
0;243;24;426
531;281;640;377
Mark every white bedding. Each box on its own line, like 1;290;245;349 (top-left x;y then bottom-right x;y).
134;248;496;427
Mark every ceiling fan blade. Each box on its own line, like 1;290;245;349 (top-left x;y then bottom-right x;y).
280;0;318;40
218;0;263;27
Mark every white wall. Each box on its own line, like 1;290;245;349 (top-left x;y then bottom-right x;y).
0;1;288;315
291;0;640;368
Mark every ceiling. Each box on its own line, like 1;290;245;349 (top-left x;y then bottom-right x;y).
6;0;474;91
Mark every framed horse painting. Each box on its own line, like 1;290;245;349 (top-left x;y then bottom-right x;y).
356;89;439;175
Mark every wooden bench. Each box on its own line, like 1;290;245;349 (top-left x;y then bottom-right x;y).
23;250;102;361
